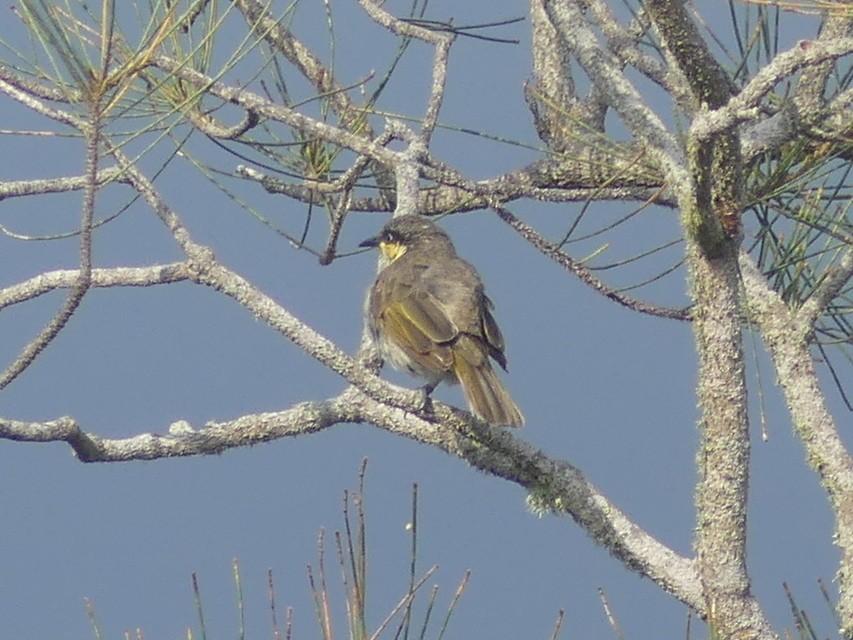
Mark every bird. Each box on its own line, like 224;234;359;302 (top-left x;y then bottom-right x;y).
360;214;524;427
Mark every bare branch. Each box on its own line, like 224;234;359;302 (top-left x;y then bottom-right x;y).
527;0;582;146
239;150;671;211
821;85;853;134
150;55;404;167
235;0;369;128
0;77;84;129
0;167;123;200
0;384;703;614
0;395;354;460
740;251;853;632
358;0;450;43
0;61;81;102
798;244;853;329
0;94;101;390
109;149;431;415
645;0;739;107
585;0;694;108
793;12;853;120
542;0;691;194
691;36;853;141
358;0;453;143
0;264;190;310
185;106;260;140
493;205;691;321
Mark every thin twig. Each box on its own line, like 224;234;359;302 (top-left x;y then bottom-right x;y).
494;205;691;320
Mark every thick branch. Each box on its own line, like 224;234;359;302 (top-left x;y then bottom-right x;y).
644;0;735;108
239;147;671;212
740;252;853;634
799;246;853;326
0;384;703;613
793;14;853;121
527;0;584;146
690;244;773;637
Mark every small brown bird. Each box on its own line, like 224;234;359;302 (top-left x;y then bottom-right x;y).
360;215;524;427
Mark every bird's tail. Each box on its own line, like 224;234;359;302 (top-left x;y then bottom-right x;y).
453;343;524;427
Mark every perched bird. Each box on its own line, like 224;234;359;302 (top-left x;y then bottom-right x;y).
360;215;524;427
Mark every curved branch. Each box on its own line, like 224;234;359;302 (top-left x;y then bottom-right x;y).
0;62;81;102
691;36;853;141
0;383;704;614
494;205;691;321
150;55;404;167
542;0;690;194
793;14;853;120
186;106;260;139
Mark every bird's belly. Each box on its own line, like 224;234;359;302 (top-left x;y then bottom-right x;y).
374;330;458;386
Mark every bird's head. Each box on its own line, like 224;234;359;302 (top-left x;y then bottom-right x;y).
359;215;452;264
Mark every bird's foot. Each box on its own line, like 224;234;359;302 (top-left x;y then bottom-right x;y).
418;382;437;414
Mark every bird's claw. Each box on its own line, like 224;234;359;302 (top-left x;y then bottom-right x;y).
418;384;436;413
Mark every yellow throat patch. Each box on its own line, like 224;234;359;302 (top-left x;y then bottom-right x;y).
379;240;407;263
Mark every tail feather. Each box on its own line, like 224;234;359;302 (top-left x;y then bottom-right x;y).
453;354;524;427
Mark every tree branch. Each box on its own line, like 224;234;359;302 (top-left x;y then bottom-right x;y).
691;36;853;142
0;61;80;102
493;205;691;320
239;148;671;212
0;168;123;201
542;0;691;195
799;245;853;326
0;77;84;129
644;0;736;107
0;94;101;390
150;55;404;167
740;251;853;634
0;383;704;613
0;264;190;310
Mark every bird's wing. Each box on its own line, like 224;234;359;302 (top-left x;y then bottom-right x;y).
417;263;508;372
481;296;508;371
379;288;457;371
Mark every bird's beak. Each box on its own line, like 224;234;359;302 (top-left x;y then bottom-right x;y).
359;234;381;249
